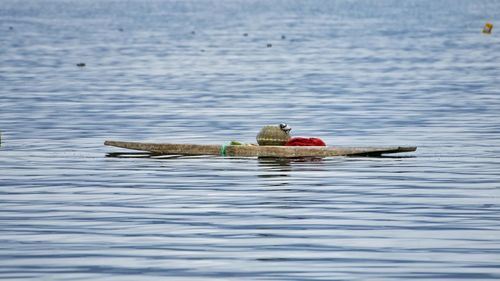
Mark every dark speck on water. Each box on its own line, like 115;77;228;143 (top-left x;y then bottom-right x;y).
1;0;500;280
267;43;272;47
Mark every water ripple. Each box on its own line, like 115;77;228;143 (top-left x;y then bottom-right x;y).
2;0;500;280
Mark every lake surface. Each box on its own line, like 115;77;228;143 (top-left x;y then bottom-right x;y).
1;0;500;280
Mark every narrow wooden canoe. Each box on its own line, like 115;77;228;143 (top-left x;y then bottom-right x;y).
104;140;416;158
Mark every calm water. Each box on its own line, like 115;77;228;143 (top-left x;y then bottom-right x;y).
1;0;500;280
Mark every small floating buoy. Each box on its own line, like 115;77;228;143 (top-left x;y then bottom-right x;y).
281;35;286;40
76;63;86;67
483;22;493;34
266;43;272;48
243;33;248;37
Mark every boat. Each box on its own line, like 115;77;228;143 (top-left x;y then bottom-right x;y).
104;140;417;158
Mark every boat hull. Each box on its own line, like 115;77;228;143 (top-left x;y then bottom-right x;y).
104;140;417;157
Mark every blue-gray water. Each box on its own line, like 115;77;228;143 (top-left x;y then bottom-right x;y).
1;0;500;280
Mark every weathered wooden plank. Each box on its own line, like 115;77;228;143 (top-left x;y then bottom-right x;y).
104;140;416;157
104;141;221;155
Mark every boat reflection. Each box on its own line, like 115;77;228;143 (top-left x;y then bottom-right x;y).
257;156;323;167
256;157;324;180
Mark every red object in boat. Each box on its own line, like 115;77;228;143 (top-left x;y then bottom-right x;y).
285;137;326;146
